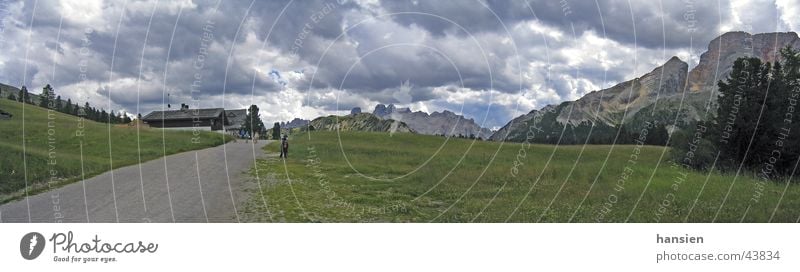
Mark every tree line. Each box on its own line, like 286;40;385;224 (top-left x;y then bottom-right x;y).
670;46;800;180
6;84;132;124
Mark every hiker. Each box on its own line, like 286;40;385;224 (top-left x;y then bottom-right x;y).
280;134;289;158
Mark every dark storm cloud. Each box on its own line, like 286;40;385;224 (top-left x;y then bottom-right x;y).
379;0;533;36
0;0;790;129
381;0;730;49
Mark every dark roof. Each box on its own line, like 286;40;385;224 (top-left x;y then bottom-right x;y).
142;108;225;121
224;109;247;129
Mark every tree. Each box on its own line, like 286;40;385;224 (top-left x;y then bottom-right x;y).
779;46;800;176
19;86;31;104
40;84;54;108
711;57;766;170
7;92;16;101
646;124;669;146
64;98;73;114
55;95;63;111
243;105;264;136
669;121;716;170
272;122;281;139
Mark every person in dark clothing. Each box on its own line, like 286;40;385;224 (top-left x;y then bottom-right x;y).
280;134;289;158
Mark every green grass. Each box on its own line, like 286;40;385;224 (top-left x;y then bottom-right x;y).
242;131;800;222
0;99;231;203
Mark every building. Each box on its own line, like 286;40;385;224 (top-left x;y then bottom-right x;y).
141;104;230;131
224;109;248;133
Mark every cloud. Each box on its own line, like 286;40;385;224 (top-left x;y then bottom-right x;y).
0;0;795;129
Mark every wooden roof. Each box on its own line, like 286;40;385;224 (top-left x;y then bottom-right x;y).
141;108;224;121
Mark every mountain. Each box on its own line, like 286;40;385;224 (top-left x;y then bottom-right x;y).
688;31;800;93
372;104;492;138
0;83;19;99
308;113;414;133
491;31;800;143
282;118;310;129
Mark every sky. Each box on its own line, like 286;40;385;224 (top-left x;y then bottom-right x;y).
0;0;798;130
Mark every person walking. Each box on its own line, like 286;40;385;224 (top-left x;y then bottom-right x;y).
280;134;289;158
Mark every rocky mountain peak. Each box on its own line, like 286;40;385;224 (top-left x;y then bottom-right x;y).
491;31;800;143
550;56;688;126
688;31;800;93
371;103;491;138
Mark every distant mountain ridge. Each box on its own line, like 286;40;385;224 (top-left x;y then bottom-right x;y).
491;31;800;143
372;104;492;138
281;118;309;129
308;113;414;133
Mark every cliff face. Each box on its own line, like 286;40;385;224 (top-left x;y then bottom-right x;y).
282;118;309;129
372;104;493;138
555;56;688;127
491;31;800;143
489;105;555;142
688;32;800;93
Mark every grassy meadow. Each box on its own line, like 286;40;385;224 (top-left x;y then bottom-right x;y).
242;131;800;222
0;98;231;203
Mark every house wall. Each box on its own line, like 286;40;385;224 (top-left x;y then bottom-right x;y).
145;118;222;130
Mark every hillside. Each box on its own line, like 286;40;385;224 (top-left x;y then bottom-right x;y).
241;131;800;222
492;31;800;143
308;113;414;133
0;83;46;106
0;98;230;203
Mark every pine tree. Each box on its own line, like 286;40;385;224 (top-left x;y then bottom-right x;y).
40;84;53;108
647;124;669;146
774;47;800;176
243;105;264;136
84;102;91;118
19;86;31;104
712;57;765;169
64;98;73;114
272;122;281;139
55;95;63;111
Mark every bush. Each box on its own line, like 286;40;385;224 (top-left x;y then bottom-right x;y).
669;124;716;170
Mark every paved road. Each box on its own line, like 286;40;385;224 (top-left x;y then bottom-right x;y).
0;141;269;223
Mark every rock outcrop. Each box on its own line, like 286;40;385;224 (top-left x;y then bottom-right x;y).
372;104;492;138
491;31;800;143
282;118;310;129
688;31;800;93
555;56;688;127
309;113;414;133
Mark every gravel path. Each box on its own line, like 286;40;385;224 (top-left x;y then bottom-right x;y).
0;140;269;223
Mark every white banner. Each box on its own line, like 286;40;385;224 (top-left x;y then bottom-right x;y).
0;224;796;271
